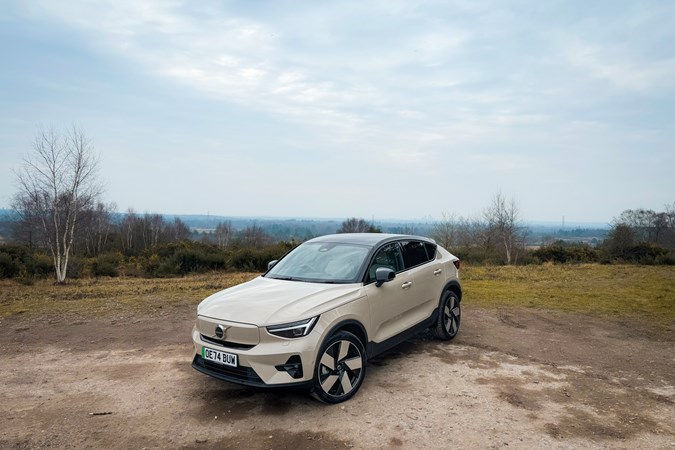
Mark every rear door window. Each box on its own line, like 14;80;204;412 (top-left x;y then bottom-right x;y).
400;240;433;269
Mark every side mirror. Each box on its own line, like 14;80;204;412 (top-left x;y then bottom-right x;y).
375;267;396;287
267;260;278;270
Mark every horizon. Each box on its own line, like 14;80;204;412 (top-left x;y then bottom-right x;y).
1;1;673;222
0;207;611;228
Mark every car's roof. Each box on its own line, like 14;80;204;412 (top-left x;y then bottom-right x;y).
306;233;435;248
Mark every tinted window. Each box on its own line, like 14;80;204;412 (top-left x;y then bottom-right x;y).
366;243;404;282
424;242;437;260
401;241;431;268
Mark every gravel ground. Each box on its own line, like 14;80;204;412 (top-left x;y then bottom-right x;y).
1;304;673;449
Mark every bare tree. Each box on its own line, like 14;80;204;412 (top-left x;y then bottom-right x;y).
79;201;115;256
604;223;635;260
214;221;233;249
484;192;524;264
167;217;191;242
431;212;459;249
337;217;378;233
121;208;138;253
14;126;100;282
238;224;271;248
611;203;675;252
456;216;488;250
143;213;164;248
12;194;40;251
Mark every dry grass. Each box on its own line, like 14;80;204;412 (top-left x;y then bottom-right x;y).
462;263;675;327
1;265;673;328
0;272;259;319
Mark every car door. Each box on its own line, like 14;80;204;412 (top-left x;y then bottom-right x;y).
365;241;421;343
397;240;442;327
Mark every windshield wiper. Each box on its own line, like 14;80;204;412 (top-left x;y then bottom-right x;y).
271;275;297;281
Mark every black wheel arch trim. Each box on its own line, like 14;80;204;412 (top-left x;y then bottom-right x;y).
443;280;462;302
323;319;369;348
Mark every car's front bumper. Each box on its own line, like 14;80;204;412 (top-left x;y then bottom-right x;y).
191;325;319;387
191;354;312;389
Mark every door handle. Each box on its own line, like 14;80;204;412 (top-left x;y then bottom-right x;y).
401;281;413;289
433;269;442;275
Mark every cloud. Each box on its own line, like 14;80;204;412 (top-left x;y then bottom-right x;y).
560;37;675;92
4;0;673;220
20;1;470;139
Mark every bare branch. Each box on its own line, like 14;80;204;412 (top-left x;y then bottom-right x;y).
12;125;102;282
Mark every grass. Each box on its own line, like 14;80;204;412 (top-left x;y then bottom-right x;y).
462;263;675;327
1;264;673;328
0;272;259;319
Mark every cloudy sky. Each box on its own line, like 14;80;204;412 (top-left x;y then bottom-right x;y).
1;0;673;223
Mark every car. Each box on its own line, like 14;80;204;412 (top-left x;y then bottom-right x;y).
191;233;462;403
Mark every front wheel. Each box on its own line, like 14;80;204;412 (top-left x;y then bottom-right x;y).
310;331;366;404
433;290;461;340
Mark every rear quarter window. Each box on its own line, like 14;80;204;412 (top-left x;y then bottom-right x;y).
424;242;437;259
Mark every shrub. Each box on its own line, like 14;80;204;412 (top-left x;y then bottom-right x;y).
171;249;226;274
0;246;53;279
655;253;675;265
29;254;55;277
66;257;83;279
630;243;668;264
533;242;599;264
599;241;669;264
141;254;161;277
229;245;289;272
91;253;123;277
0;252;20;278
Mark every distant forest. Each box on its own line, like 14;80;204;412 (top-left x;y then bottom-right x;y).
1;204;673;283
0;208;607;246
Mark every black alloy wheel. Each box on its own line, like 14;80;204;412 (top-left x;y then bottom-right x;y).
434;290;461;340
311;331;366;403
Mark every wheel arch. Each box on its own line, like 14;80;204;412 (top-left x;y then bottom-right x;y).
323;319;369;348
443;280;462;302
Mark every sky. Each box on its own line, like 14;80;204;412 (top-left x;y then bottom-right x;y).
1;0;673;223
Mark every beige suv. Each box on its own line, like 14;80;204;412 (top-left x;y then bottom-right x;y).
192;233;462;403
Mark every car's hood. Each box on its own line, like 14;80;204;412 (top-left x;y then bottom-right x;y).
197;276;365;326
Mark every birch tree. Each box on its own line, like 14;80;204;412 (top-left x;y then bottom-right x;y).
14;126;100;282
484;192;523;265
214;221;232;249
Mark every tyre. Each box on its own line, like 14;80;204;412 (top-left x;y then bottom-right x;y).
433;290;461;340
310;331;366;404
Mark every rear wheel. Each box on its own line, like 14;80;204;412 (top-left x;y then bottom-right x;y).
310;332;366;403
433;290;461;340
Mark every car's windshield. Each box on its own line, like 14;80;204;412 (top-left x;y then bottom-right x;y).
265;242;370;283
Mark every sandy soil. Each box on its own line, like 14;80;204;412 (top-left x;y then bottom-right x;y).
1;303;673;449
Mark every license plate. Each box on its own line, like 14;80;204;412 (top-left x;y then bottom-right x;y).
202;347;237;367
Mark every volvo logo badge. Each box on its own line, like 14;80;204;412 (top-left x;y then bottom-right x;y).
215;324;227;339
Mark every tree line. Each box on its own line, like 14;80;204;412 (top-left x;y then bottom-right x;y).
427;201;675;265
1;126;673;282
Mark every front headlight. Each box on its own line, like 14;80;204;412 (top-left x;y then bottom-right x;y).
266;316;318;339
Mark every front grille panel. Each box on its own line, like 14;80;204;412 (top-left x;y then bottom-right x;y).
200;334;255;350
197;316;259;345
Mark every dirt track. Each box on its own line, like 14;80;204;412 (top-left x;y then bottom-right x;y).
1;304;673;449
